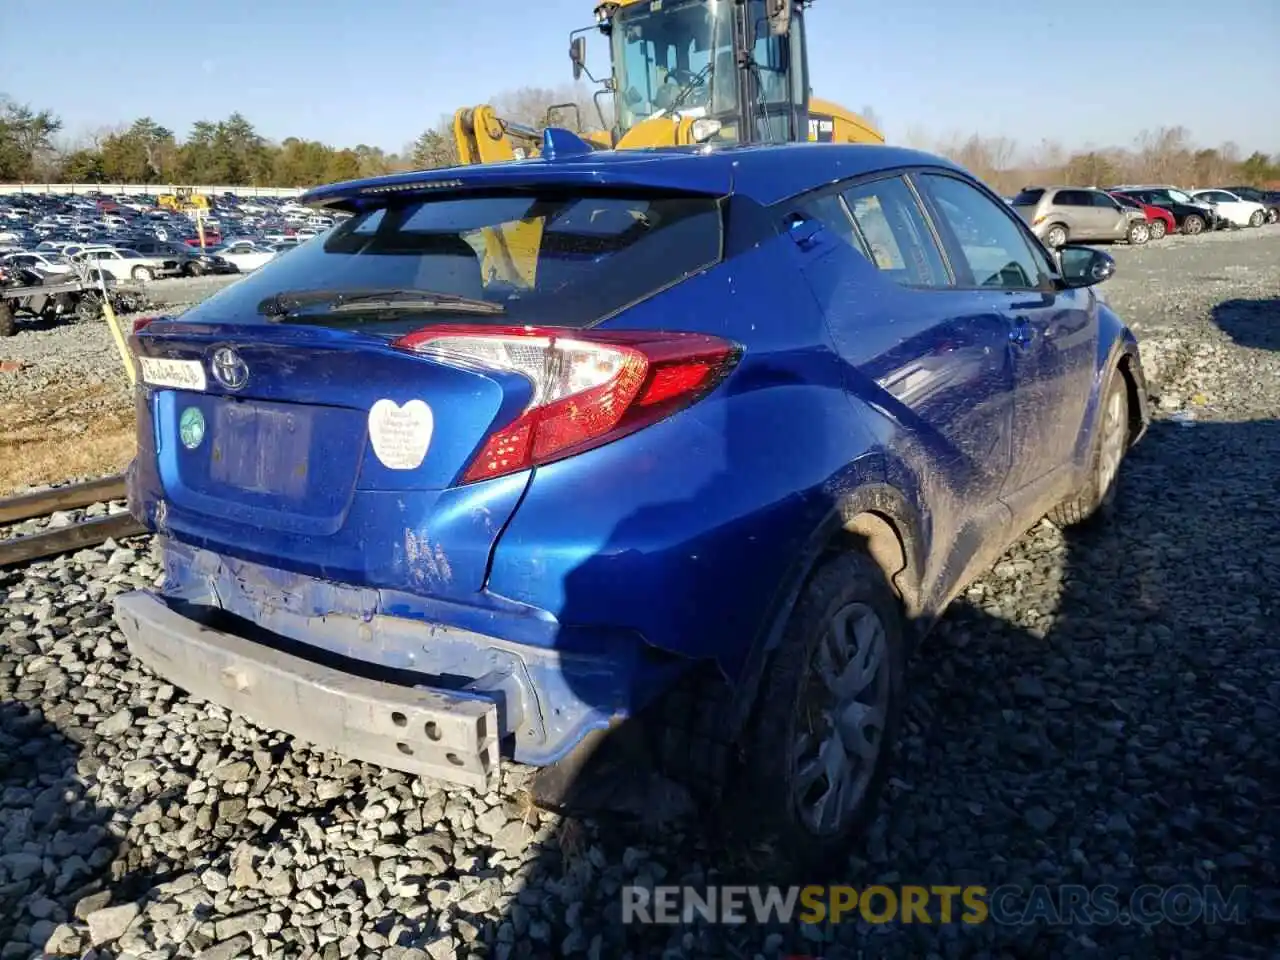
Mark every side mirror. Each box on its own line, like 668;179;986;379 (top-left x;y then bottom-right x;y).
1057;245;1115;288
766;0;792;36
570;36;587;81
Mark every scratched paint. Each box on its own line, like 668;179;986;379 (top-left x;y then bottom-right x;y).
404;529;454;587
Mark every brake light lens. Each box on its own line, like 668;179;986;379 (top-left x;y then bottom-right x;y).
393;324;740;483
131;316;156;335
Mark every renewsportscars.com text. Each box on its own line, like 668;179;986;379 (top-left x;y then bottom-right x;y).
622;884;1250;927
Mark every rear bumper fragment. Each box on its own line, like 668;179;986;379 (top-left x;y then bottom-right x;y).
113;591;500;791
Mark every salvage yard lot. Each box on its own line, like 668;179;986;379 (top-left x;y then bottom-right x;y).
0;277;235;495
2;227;1279;958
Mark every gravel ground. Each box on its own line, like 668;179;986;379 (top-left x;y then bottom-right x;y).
2;227;1278;959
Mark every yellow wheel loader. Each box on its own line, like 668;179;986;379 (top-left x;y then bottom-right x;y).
447;0;883;293
452;0;884;165
157;187;211;213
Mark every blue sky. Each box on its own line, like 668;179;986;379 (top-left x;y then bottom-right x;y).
2;0;1276;157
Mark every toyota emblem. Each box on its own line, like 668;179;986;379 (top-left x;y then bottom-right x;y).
211;347;249;390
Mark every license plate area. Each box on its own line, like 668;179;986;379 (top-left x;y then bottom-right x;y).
210;401;313;498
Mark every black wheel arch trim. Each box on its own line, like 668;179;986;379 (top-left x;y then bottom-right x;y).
727;476;928;737
1109;338;1151;447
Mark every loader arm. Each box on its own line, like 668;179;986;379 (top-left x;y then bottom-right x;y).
451;106;546;288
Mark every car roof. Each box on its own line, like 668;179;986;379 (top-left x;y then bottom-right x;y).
301;140;968;212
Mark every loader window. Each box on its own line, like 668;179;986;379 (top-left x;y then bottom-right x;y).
612;0;736;132
176;192;724;330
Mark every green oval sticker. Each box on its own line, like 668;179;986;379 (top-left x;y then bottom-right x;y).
179;406;205;450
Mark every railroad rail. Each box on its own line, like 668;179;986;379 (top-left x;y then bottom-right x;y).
0;474;147;567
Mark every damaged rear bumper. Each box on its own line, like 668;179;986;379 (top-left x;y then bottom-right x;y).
114;591;502;791
109;539;653;787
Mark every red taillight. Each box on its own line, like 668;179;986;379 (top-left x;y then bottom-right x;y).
131;316;156;335
392;324;740;483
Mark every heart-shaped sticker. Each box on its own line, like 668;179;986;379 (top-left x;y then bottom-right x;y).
368;398;434;470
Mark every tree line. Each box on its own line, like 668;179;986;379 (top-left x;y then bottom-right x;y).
913;127;1280;196
2;91;1277;191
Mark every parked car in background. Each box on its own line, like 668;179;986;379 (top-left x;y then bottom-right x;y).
1109;187;1221;235
1010;186;1151;247
70;246;182;282
214;238;282;272
1108;192;1175;240
1219;186;1280;223
116;145;1151;868
182;232;223;248
1;250;74;277
1189;189;1269;228
128;238;238;277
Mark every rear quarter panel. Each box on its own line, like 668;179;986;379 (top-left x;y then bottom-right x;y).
484;238;882;675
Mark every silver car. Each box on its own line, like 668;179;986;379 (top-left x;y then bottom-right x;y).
1011;186;1151;248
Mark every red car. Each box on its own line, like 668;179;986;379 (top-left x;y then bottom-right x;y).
1109;192;1175;240
181;233;222;248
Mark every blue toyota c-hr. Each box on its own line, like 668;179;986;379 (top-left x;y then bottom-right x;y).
115;138;1149;869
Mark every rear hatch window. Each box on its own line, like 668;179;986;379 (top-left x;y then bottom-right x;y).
1011;188;1045;206
175;191;725;331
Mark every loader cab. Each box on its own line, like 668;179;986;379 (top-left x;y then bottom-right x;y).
598;0;808;147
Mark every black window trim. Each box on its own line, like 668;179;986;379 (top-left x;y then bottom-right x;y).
779;164;1072;295
908;168;1059;294
778;165;959;290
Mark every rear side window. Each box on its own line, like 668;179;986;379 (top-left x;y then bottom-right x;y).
1053;190;1092;206
840;177;949;288
1089;191;1119;208
178;192;724;328
1011;188;1045;206
794;193;865;254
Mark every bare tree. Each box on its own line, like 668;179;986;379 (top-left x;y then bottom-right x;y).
490;83;611;136
1065;151;1116;187
859;105;883;137
901;125;934;150
1135;126;1193;184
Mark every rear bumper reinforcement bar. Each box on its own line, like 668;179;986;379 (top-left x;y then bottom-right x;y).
113;591;500;791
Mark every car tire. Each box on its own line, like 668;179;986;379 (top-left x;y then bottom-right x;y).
1044;223;1068;248
1248;209;1265;228
1050;368;1129;528
132;266;155;282
0;301;14;338
1126;221;1150;245
1148;219;1167;240
186;262;205;277
1181;215;1204;236
1268;208;1279;225
729;550;906;879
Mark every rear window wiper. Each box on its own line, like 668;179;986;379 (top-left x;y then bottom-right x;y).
258;287;504;318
